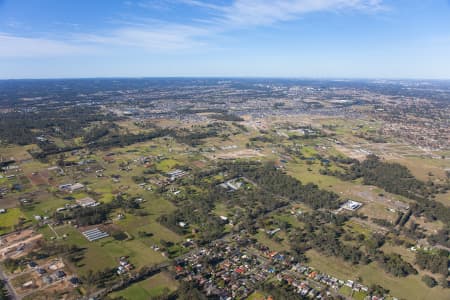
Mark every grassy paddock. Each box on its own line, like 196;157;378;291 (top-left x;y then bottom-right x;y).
0;208;26;235
109;272;178;300
306;249;449;300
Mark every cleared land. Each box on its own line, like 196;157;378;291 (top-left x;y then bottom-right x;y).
110;272;178;300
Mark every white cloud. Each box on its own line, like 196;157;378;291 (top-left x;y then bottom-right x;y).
0;34;95;57
217;0;384;26
0;0;384;57
77;23;210;51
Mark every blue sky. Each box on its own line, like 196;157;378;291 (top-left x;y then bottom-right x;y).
1;0;450;79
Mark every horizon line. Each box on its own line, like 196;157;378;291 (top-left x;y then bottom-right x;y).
1;75;450;82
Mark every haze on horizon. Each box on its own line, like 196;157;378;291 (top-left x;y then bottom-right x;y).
1;0;450;80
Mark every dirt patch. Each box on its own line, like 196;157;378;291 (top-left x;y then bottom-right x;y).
0;196;18;209
192;160;207;168
0;233;43;260
334;145;368;161
26;172;48;186
213;149;264;159
358;191;408;211
0;229;35;245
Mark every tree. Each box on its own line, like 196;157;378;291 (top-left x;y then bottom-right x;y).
177;282;207;300
0;280;9;300
422;275;437;288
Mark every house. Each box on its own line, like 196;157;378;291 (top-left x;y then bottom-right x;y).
69;183;85;192
167;169;187;181
59;184;72;191
59;183;85;193
341;200;362;211
55;270;66;279
36;268;47;275
28;261;37;268
69;277;80;285
76;197;98;208
266;228;281;236
22;280;34;288
175;265;184;273
345;280;354;288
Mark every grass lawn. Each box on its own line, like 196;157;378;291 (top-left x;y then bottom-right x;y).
115;195;182;245
254;231;290;252
0;208;26;235
41;225;168;277
344;220;372;238
110;272;178;300
246;290;267;300
306;249;450;300
380;243;416;264
156;159;180;172
286;160;354;193
22;195;68;218
272;212;304;228
389;156;449;181
353;291;368;300
339;285;352;297
213;202;232;218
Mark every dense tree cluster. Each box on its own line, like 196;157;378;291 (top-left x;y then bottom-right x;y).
159;190;226;244
174;123;227;146
428;228;450;248
82;268;117;288
415;250;449;276
289;210;419;278
207;113;244;122
378;253;417;277
175;282;207;300
0;281;9;300
0;107;117;145
82;124;115;143
87;129;173;150
222;162;341;210
55;194;141;226
422;275;438;288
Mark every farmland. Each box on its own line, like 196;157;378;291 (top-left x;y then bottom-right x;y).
0;78;449;300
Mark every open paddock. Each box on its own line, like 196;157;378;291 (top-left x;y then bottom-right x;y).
44;223;169;277
110;271;178;300
0;208;28;235
211;149;264;160
306;249;449;300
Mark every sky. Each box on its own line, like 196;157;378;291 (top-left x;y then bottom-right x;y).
1;0;450;79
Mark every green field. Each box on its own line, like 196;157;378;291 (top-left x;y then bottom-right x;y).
254;230;290;252
156;158;180;172
246;290;267;300
110;272;178;300
306;249;449;300
40;224;168;277
0;208;26;235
